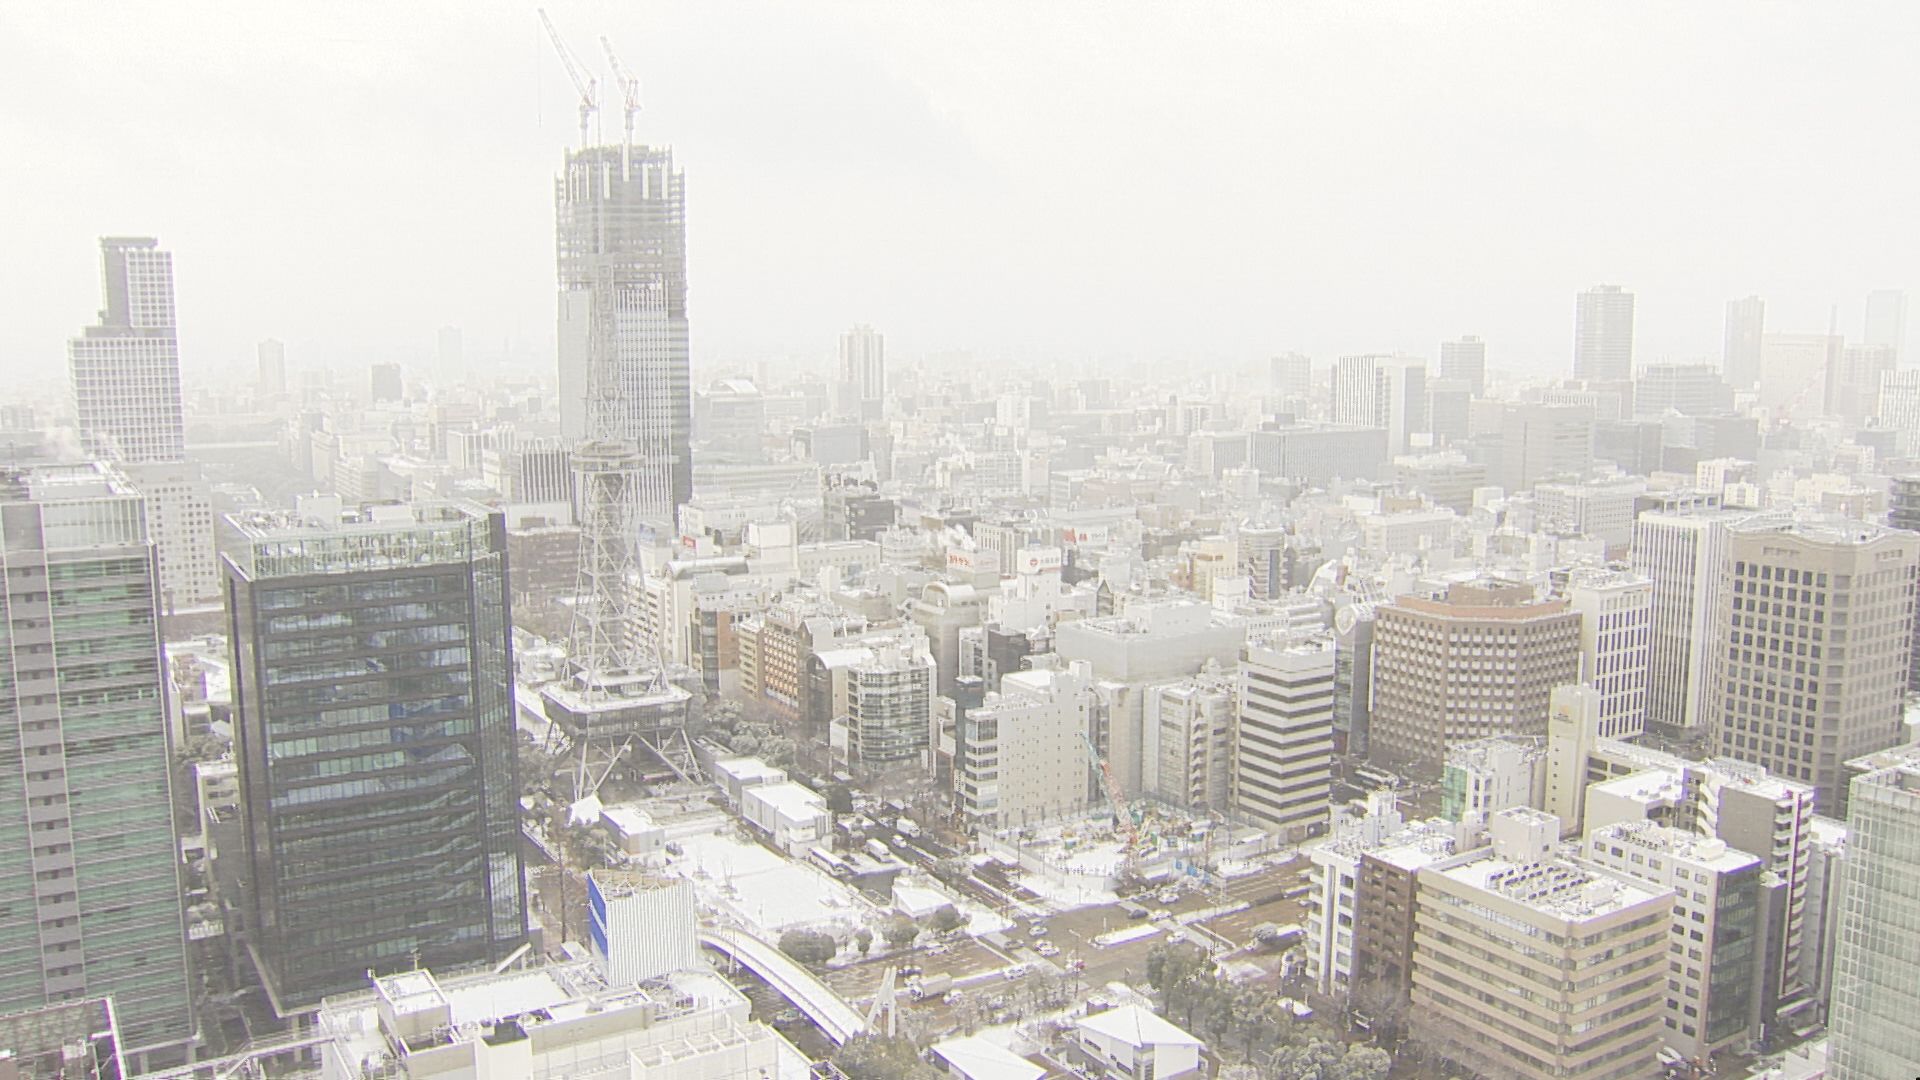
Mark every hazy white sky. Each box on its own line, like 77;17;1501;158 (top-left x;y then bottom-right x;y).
3;1;1915;389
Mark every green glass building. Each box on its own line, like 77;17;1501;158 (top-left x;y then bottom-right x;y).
0;463;194;1058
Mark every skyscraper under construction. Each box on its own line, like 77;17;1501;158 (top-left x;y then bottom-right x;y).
542;23;696;782
555;143;692;528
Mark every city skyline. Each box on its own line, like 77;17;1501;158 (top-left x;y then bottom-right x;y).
3;2;1918;387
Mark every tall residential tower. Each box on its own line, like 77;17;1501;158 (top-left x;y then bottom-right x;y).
1574;284;1635;382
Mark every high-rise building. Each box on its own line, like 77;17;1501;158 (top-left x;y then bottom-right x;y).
0;464;193;1056
1890;475;1920;691
1563;567;1652;740
1583;822;1763;1060
1632;508;1778;734
1145;671;1234;813
839;324;885;421
224;498;527;1012
1826;344;1896;424
1369;579;1582;777
1425;377;1472;445
435;326;464;387
1332;354;1427;452
1231;634;1335;839
555;145;692;525
1724;296;1765;390
1704;516;1920;813
832;639;936;773
958;662;1095;827
68;237;185;465
1862;288;1906;361
1878;370;1920;457
1411;809;1671;1080
369;361;404;403
1494;402;1594;494
1826;763;1920;1080
1438;335;1486;397
1634;362;1733;418
1574;284;1635;382
1054;600;1246;795
257;338;288;398
1269;352;1314;401
1759;333;1844;416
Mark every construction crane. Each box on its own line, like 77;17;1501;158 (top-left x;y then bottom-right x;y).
600;35;642;159
539;9;599;148
1080;731;1139;862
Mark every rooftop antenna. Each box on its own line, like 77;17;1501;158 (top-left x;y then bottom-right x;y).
539;9;599;150
601;35;643;177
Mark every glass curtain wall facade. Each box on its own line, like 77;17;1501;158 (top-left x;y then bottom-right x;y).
0;464;193;1057
224;503;525;1012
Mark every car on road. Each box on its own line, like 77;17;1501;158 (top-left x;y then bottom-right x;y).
943;990;964;1006
896;964;922;979
1166;930;1188;944
1150;909;1172;921
1156;888;1181;904
773;1008;803;1026
924;942;949;955
1028;924;1049;937
1034;942;1061;958
1066;958;1086;972
1002;963;1031;980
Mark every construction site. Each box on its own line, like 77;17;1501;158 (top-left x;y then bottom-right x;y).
980;802;1285;907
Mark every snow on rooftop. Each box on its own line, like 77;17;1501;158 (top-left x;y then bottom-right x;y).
1077;1004;1202;1047
674;830;857;933
930;1035;1046;1080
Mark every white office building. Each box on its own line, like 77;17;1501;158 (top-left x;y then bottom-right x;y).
1232;633;1335;839
1564;566;1653;740
1584;822;1765;1060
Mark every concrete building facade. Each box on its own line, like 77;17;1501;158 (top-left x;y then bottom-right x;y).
1704;517;1920;813
1232;635;1335;839
1368;579;1582;778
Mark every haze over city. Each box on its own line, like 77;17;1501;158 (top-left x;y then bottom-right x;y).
5;5;1920;1080
4;0;1916;385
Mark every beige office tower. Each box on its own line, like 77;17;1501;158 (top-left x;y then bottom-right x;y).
1369;579;1582;778
1412;809;1672;1080
1704;517;1920;814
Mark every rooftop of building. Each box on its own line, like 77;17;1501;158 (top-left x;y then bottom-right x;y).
1728;511;1908;547
1076;1004;1203;1048
1437;851;1667;922
323;961;740;1063
1586;821;1760;872
0;461;138;505
1389;576;1569;620
1445;735;1547;769
929;1035;1047;1080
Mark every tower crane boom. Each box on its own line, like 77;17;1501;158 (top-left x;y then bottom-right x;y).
539;9;599;148
1081;732;1139;862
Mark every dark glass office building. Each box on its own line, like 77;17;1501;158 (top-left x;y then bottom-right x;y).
223;500;525;1013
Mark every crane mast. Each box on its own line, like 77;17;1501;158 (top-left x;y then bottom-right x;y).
601;35;643;176
539;9;599;149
